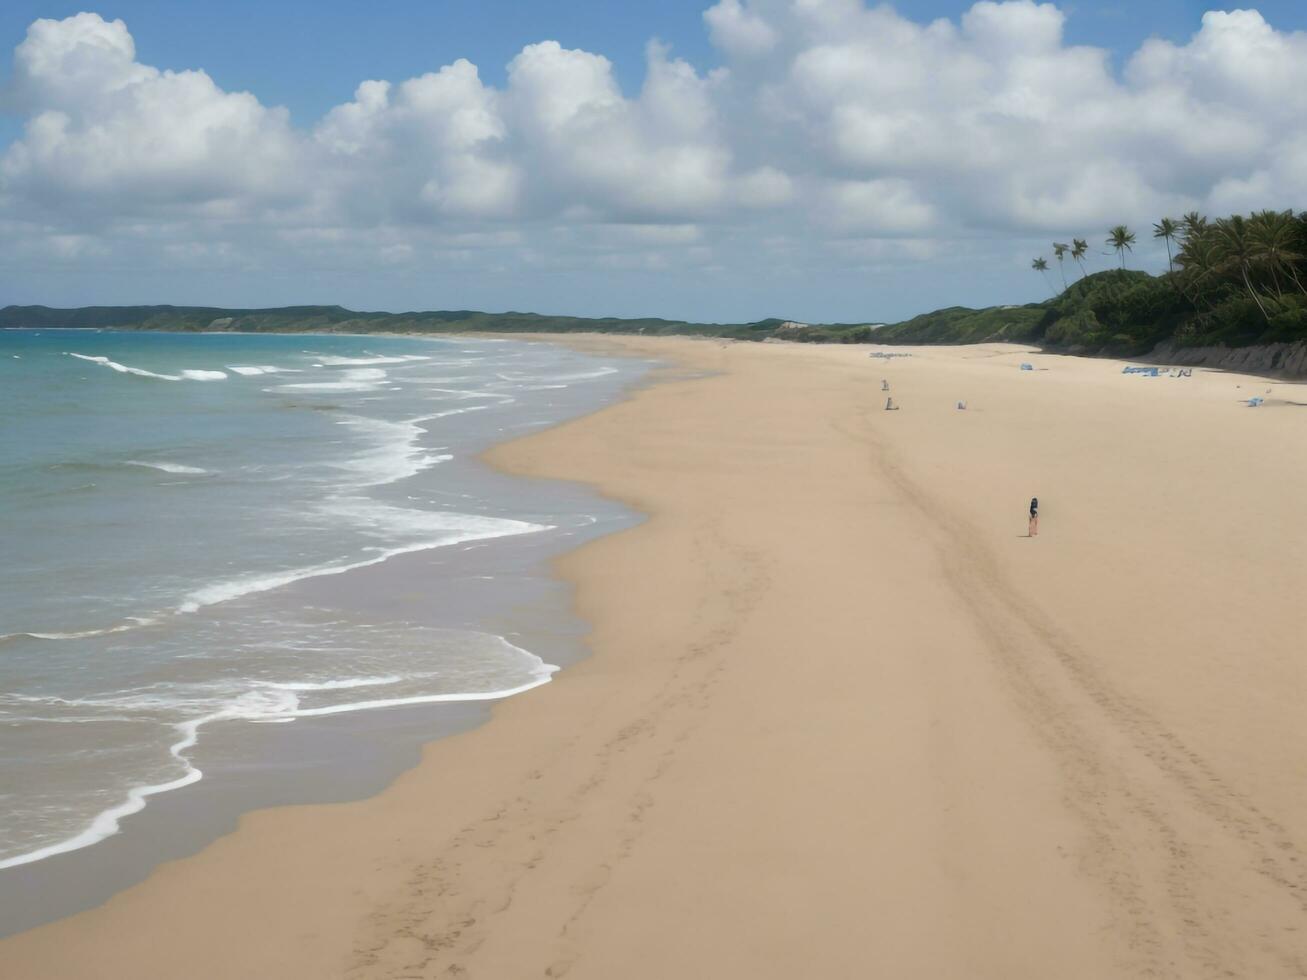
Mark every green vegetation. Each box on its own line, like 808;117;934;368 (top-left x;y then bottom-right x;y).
1107;225;1137;268
1051;243;1070;290
873;305;1046;345
1034;269;1185;352
1153;218;1179;273
998;208;1307;354
1031;257;1053;296
6;209;1307;356
1071;239;1090;277
0;304;781;340
1032;209;1307;352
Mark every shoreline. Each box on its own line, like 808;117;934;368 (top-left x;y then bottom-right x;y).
19;321;1307;384
4;337;1306;977
0;334;649;936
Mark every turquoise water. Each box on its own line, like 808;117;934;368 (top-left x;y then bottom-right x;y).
0;329;641;868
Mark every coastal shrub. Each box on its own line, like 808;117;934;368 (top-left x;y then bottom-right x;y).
1185;295;1271;347
1253;295;1307;343
874;305;1044;345
1031;270;1188;353
839;325;875;343
1043;308;1099;348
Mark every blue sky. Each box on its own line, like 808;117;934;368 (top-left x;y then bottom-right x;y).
3;2;1307;321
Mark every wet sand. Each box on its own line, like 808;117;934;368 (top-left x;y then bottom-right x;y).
4;338;1307;978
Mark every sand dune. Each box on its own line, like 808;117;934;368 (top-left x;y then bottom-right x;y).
4;338;1305;979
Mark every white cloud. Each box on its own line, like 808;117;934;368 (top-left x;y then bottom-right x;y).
1128;10;1307;115
823;178;936;233
3;13;298;213
10;12;149;109
703;0;778;58
2;5;1306;317
315;61;519;219
734;166;794;208
961;1;1065;55
503;40;734;220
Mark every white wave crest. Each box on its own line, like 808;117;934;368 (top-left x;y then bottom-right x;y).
497;366;619;384
68;354;233;383
69;353;179;381
176;511;549;614
275;368;388;393
315;354;430;366
226;365;290;376
265;675;402;692
335;415;448;487
126;460;208;475
408;404;492;424
0;618;154;645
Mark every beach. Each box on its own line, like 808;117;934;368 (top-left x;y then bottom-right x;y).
4;336;1306;979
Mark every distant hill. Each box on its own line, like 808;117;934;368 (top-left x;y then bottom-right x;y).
0;304;783;339
7;264;1306;357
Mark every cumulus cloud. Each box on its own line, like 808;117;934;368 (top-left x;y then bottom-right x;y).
2;5;1306;313
500;40;735;221
3;12;298;214
315;62;519;220
824;178;936;233
703;0;778;58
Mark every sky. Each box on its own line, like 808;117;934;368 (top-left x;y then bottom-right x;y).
2;1;1307;323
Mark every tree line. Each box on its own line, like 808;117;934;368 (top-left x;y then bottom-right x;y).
1032;210;1307;348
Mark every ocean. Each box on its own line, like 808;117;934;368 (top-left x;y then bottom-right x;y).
0;329;645;872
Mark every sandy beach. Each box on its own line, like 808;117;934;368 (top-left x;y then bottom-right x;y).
4;336;1306;979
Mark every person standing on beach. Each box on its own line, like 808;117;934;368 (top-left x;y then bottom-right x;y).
1028;497;1039;537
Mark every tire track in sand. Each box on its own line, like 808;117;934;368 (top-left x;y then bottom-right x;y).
841;407;1307;979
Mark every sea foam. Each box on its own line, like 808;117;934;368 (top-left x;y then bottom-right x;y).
334;415;449;487
69;353;230;383
315;354;430;366
69;352;179;381
176;510;550;614
0;636;557;871
226;365;291;376
126;460;208;475
275;368;388;393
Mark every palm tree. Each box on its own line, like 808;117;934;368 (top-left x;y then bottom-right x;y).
1153;218;1179;273
1107;225;1136;269
1182;212;1208;243
1177;214;1212;306
1071;238;1089;277
1051;242;1070;290
1032;257;1054;295
1175;231;1219;308
1248;209;1305;296
1210;215;1271;321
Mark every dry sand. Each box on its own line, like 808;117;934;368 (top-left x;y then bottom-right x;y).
4;337;1306;979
